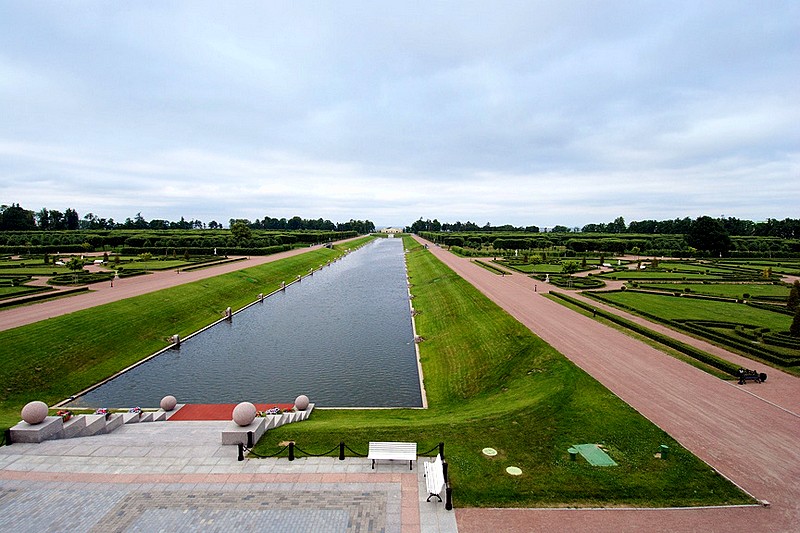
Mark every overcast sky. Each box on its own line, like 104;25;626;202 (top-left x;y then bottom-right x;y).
1;2;798;229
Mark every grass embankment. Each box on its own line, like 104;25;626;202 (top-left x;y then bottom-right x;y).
252;237;753;508
0;240;368;431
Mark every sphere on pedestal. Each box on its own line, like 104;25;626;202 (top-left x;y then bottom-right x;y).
232;401;257;426
160;395;177;411
294;395;310;411
21;401;49;425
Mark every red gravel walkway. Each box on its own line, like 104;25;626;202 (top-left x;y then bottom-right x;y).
415;237;800;533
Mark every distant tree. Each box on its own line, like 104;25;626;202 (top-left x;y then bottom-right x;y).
788;280;800;312
551;225;570;233
686;216;731;255
65;208;80;230
0;203;36;230
230;220;252;244
609;216;626;233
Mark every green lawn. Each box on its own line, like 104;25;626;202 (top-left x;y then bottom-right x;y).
601;271;728;280
594;291;792;331
252;238;753;508
636;282;790;300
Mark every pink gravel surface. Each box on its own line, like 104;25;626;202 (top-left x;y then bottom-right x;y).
416;238;800;533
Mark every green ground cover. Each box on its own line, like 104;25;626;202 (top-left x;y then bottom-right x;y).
0;285;48;299
592;291;791;331
0;245;354;431
601;271;727;280
653;262;737;274
252;238;752;508
719;261;800;276
499;262;564;274
125;259;193;270
635;282;790;300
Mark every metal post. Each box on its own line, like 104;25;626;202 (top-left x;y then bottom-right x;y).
442;461;449;483
438;442;445;459
289;442;295;461
247;431;254;449
339;442;345;460
238;443;244;461
445;487;453;511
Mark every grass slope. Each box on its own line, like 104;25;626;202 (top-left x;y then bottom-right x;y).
252;238;752;508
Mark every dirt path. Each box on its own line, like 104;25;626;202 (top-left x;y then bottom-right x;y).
0;244;340;333
416;239;800;533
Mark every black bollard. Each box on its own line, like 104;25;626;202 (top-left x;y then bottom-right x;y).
247;431;254;449
438;442;445;459
289;441;295;461
339;441;345;460
445;486;453;511
238;443;244;461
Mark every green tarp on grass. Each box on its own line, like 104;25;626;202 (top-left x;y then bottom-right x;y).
573;444;617;466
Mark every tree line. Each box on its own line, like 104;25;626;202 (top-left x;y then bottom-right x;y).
0;204;374;234
407;216;800;239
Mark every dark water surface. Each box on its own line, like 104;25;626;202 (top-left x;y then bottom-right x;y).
69;238;422;408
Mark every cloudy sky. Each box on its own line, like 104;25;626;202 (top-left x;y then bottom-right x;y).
1;2;798;229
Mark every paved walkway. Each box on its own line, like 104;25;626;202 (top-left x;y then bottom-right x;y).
0;421;457;533
416;238;800;533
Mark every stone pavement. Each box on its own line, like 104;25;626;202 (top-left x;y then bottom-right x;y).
0;421;458;533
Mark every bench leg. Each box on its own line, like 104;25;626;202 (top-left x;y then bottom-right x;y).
409;460;413;470
426;493;442;503
372;459;375;469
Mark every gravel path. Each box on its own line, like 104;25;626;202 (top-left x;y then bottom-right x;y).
415;238;800;533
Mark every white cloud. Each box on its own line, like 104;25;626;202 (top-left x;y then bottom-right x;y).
1;2;798;227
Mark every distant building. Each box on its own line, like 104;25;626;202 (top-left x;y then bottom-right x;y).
380;227;402;234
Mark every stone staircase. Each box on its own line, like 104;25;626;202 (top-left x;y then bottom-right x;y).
9;407;179;444
221;404;315;445
8;404;315;445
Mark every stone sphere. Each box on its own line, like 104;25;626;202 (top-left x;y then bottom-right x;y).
160;395;177;411
21;401;49;425
294;395;310;411
232;401;257;426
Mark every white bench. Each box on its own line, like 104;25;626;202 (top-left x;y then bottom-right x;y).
368;441;417;470
424;454;446;502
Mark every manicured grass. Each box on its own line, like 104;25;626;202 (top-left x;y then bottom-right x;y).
601;271;722;280
252;238;753;508
125;259;192;270
637;282;790;300
0;286;47;299
0;247;348;431
594;291;792;331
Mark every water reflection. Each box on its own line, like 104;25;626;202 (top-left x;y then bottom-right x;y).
69;238;422;408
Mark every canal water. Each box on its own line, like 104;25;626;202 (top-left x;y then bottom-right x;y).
68;238;423;408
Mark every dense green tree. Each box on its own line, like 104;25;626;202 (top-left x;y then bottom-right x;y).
230;220;252;244
686;216;732;255
0;204;36;230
